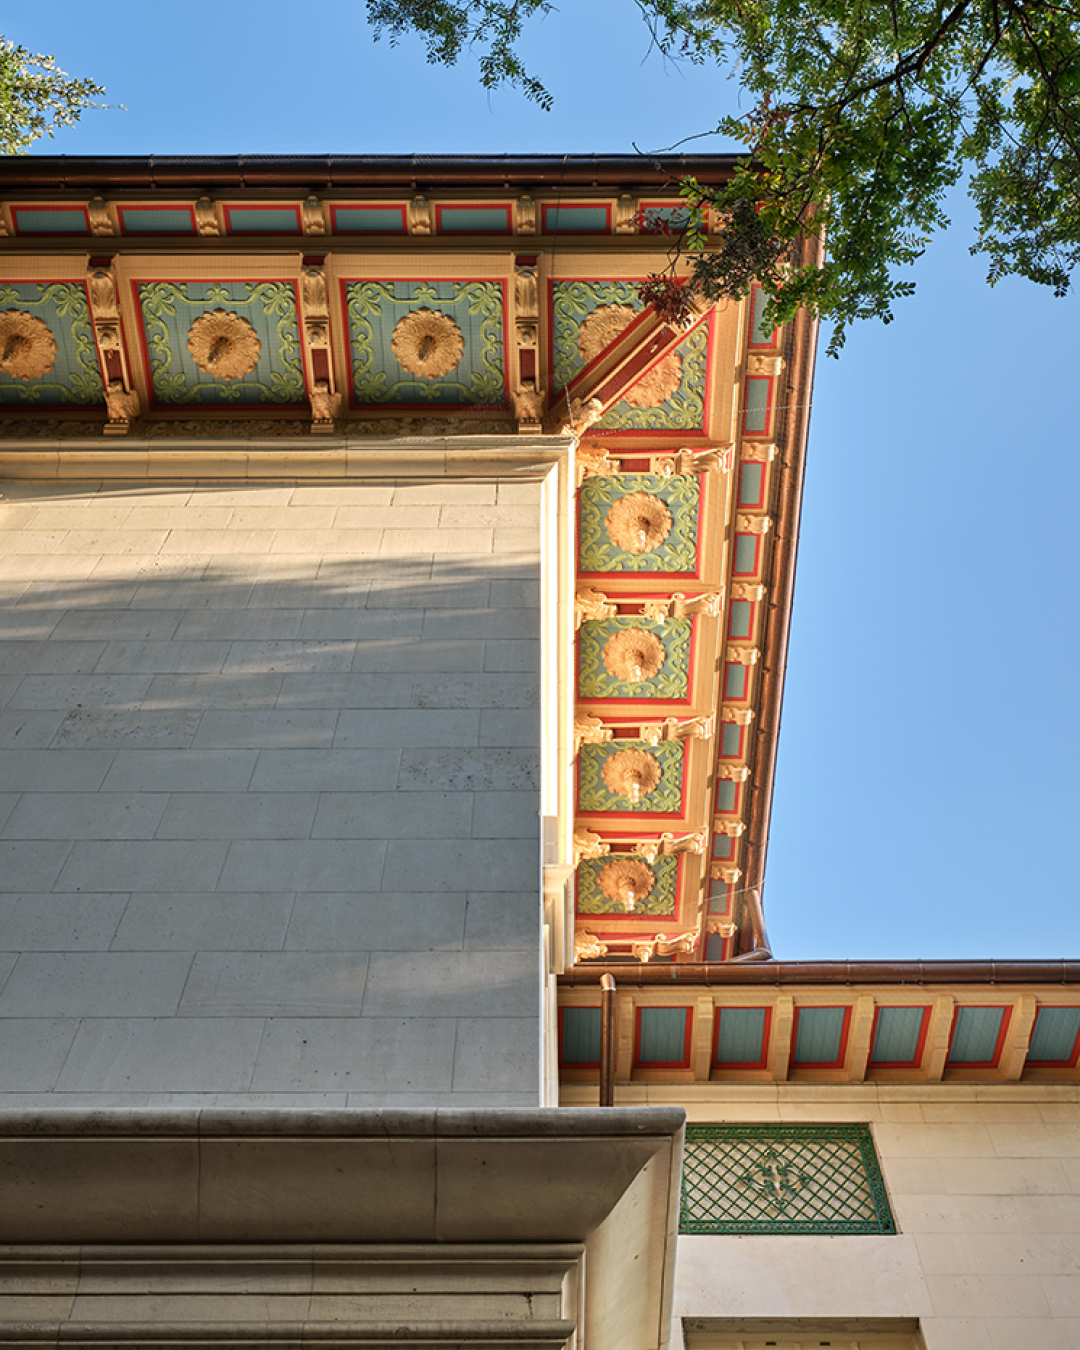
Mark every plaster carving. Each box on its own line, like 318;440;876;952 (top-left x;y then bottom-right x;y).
706;916;738;937
643;591;722;620
310;379;341;429
736;513;772;534
573;714;613;754
749;353;784;376
186;310;262;381
577;304;682;407
512;380;544;430
604;492;673;554
302;267;328;317
390;308;464;380
721;706;754;725
568;395;603;435
573;829;610;866
408;195;433;235
95;322;122;352
517;323;538;348
303;196;326;235
640;714;715;745
195;197;221;236
88;269;118;320
515;194;538;234
514;266;538;319
601;747;663;803
574;929;609;962
717;763;750;782
0;212;8;236
614;193;638;234
103;379;140;432
596;857;655;911
726;645;759;666
601;628;665;683
633;831;706;863
731;582;767;602
0;311;58;381
87;196;114;236
656;448;732;476
741;440;778;462
711;863;742;884
576;443;618;482
575;588;617;629
713;818;746;836
635;930;698;961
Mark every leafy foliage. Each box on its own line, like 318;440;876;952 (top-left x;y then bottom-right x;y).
366;0;1080;353
0;36;108;154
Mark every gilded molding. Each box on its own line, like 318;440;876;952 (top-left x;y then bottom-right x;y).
0;311;58;381
186;310;262;381
601;627;666;683
736;514;772;534
573;714;613;755
574;929;610;962
572;829;610;867
575;588;617;630
640;714;715;745
633;831;707;863
390;309;465;380
195;197;221;236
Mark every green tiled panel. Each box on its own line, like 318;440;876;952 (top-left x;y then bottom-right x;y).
870;1007;926;1063
579;472;701;573
793;1007;846;1063
578;739;684;812
733;534;758;573
577;617;692;700
728;600;753;640
562;1007;602;1063
1028;1006;1080;1061
948;1006;1005;1063
744;376;770;432
0;281;103;406
715;1007;767;1064
681;1124;896;1235
639;1007;689;1062
738;462;764;506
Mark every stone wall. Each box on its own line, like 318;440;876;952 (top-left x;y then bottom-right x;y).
0;477;542;1107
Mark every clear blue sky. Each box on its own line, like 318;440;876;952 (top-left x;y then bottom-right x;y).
7;0;1079;959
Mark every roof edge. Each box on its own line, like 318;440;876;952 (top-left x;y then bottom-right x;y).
560;959;1080;985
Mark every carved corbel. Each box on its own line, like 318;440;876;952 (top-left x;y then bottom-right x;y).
712;817;746;836
408;195;433;235
642;591;723;622
512;258;542;432
195;196;221;236
749;353;785;376
656;447;734;476
573;714;613;755
0;210;8;237
639;715;715;746
613;193;638;234
515;195;538;235
575;443;619;484
512;382;544;433
574;929;610;962
706;916;738;937
87;261;138;435
710;863;742;884
731;582;767;602
726;645;759;666
103;379;141;434
741;441;778;462
721;706;754;725
87;196;114;236
632;831;707;863
575;587;617;629
302;196;327;235
300;265;339;432
717;764;750;782
573;829;610;867
636;930;698;961
736;514;772;534
563;396;603;438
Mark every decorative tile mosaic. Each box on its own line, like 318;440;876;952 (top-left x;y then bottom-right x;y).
579;473;701;574
551;280;707;431
0;281;102;406
137;280;304;406
578;739;685;813
680;1124;896;1235
575;853;678;916
344;279;505;406
578;617;692;701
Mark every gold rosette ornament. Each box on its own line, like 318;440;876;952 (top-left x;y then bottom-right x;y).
597;857;655;912
391;308;464;379
577;303;682;407
0;311;58;381
601;747;662;803
187;310;262;381
605;491;673;554
602;628;665;684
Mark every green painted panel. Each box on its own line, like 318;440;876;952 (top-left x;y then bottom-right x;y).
14;208;88;235
733;535;758;573
728;600;752;640
121;208;195;234
870;1007;926;1063
546;206;609;233
577;616;691;700
712;833;734;860
578;739;685;812
227;207;300;234
738;462;764;506
639;1006;689;1062
948;1006;1005;1063
439;206;511;233
750;286;773;345
579;473;700;573
724;663;748;700
641;205;692;232
744;376;770;433
575;854;678;916
681;1124;896;1235
720;722;743;756
793;1007;846;1063
1028;1007;1080;1061
562;1007;601;1063
345;279;505;406
0;282;102;406
334;207;406;234
138;280;304;406
715;781;738;812
715;1007;767;1064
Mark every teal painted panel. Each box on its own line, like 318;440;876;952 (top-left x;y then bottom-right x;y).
578;738;685;812
715;1007;767;1064
121;208;195;234
439;207;511;233
793;1007;846;1063
712;833;734;859
744;377;770;432
334;207;406;233
577;616;692;700
227;207;300;234
720;722;743;756
579;472;700;574
0;281;103;406
716;781;738;812
705;934;726;961
728;600;752;639
138;280;304;406
948;1006;1005;1063
576;854;678;916
639;1006;689;1062
546;206;608;232
346;279;505;406
562;1007;601;1063
738;462;764;506
14;208;88;235
724;663;747;699
870;1007;926;1063
642;205;691;232
1028;1006;1080;1061
750;287;773;345
733;535;758;573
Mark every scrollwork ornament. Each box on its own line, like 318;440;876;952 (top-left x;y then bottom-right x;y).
390;308;464;380
574;929;609;962
574;714;613;754
0;311;58;381
572;829;609;866
575;588;617;629
186;310;262;381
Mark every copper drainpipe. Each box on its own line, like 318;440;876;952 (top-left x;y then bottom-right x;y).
599;974;617;1106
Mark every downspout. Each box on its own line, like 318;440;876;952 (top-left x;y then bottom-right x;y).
599;974;617;1105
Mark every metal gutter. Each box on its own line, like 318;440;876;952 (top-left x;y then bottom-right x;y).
559;959;1080;985
0;153;741;192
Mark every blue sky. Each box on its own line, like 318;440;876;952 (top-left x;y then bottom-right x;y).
7;0;1079;959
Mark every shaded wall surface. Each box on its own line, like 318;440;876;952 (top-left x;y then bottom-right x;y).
0;477;542;1107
